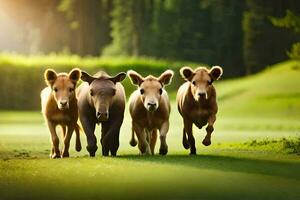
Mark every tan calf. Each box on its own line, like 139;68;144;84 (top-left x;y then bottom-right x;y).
41;68;82;158
177;66;223;155
128;70;173;155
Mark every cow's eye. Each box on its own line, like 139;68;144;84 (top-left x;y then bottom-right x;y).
159;88;163;95
90;90;94;96
192;81;196;85
69;88;74;92
208;80;212;85
53;87;58;92
140;88;145;95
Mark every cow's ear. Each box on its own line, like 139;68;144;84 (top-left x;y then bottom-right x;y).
44;69;57;86
81;71;95;85
180;66;194;81
69;68;81;84
158;70;174;86
209;66;223;82
128;70;144;86
109;72;126;84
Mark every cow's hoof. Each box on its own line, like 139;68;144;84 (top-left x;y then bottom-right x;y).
202;139;211;146
129;139;137;147
189;148;196;155
87;145;97;157
159;147;168;156
62;152;69;158
183;141;190;149
140;151;150;156
89;152;96;157
75;144;82;152
51;153;61;159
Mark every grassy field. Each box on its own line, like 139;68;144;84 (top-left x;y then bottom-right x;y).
0;60;300;200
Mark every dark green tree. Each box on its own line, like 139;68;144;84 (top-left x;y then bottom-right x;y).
243;0;300;74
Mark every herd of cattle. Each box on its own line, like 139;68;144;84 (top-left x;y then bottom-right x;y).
40;66;223;158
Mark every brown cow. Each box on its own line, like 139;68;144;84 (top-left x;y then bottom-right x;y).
41;68;82;158
128;70;173;155
177;66;223;155
77;71;126;157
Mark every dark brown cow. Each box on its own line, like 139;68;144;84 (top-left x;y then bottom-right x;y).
177;66;223;155
77;71;126;157
41;68;82;159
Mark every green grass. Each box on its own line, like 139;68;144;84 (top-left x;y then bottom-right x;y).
0;60;300;200
0;52;200;69
215;60;300;119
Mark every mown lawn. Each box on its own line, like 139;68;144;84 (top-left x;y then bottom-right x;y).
0;60;300;200
0;107;299;200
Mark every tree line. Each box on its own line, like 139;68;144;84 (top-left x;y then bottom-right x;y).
3;0;300;77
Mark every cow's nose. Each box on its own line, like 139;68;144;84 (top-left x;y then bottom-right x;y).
96;112;109;121
60;101;67;106
198;92;206;97
147;102;157;108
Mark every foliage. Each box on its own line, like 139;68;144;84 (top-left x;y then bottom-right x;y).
287;42;300;59
244;137;300;154
3;0;300;76
242;0;300;74
0;53;200;110
271;10;300;60
270;10;300;33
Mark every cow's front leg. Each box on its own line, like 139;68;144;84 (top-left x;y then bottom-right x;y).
184;119;195;155
62;124;75;157
133;123;150;155
80;115;97;157
47;121;60;159
202;115;216;146
101;119;122;157
159;121;169;155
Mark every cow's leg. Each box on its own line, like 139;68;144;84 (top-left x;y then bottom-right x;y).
129;122;137;147
202;115;216;146
80;116;97;157
61;125;66;137
182;127;190;149
133;123;150;155
159;121;169;155
150;130;157;155
109;128;120;157
62;124;74;158
101;117;123;157
184;119;196;155
47;121;60;159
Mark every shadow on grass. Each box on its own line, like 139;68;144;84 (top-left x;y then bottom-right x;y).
117;154;300;180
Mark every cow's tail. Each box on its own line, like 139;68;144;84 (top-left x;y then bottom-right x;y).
75;123;82;152
182;128;190;149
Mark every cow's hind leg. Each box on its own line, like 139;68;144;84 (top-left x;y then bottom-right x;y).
150;130;157;155
159;121;169;155
202;115;216;146
62;125;66;137
182;127;190;149
129;122;137;147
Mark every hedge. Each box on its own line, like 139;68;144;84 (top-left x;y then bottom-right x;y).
0;53;203;110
